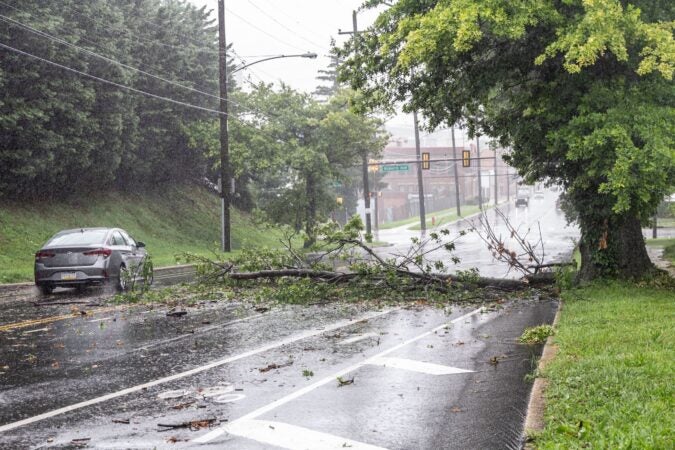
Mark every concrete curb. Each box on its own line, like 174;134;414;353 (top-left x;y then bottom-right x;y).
0;264;196;295
522;300;563;447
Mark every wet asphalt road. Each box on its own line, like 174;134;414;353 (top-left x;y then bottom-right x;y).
0;297;557;449
0;195;572;449
374;191;579;278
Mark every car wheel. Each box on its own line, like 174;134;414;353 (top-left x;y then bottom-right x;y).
38;284;53;295
117;265;128;292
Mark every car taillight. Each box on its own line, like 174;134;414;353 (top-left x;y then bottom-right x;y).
83;248;112;258
35;251;55;260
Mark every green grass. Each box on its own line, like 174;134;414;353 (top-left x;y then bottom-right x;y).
407;204;483;231
377;204;483;230
656;217;675;227
645;238;675;264
0;185;285;283
534;282;674;448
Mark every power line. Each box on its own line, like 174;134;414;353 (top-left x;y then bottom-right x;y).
0;41;226;117
257;0;334;40
225;6;312;54
0;11;290;121
0;14;227;104
246;0;329;53
0;0;225;95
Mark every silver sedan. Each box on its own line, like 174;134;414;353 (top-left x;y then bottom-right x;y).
34;227;151;295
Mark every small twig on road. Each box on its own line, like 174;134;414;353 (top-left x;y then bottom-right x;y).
157;417;220;431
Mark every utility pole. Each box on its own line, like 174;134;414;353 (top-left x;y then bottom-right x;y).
476;135;483;208
217;0;231;252
451;125;461;217
413;110;426;230
339;11;372;236
494;147;498;206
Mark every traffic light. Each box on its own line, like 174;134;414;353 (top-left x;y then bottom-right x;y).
462;150;471;167
368;159;379;173
421;152;430;170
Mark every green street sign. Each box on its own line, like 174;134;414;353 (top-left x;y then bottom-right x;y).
381;164;409;172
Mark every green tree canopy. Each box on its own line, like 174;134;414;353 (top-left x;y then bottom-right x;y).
340;0;675;280
0;0;224;199
186;85;387;244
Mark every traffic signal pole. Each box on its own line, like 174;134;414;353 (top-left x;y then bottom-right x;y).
451;125;461;217
413;110;426;231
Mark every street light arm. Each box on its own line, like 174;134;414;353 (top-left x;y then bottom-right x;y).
231;52;317;74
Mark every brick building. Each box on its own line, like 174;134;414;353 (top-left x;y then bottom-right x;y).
371;144;516;224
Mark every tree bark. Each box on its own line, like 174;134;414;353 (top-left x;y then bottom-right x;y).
578;212;654;281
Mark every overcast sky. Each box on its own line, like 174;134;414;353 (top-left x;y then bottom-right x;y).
188;0;478;147
188;0;381;91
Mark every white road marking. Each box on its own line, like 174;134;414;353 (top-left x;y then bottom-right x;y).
0;309;394;434
88;317;113;323
224;419;388;450
22;327;50;334
195;307;483;444
339;332;379;345
368;357;473;375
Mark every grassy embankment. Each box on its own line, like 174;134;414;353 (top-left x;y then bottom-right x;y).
0;185;284;283
532;281;674;448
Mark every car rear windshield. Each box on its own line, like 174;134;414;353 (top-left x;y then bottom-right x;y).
47;230;108;246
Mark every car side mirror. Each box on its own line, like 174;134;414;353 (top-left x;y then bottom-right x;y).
136;241;146;248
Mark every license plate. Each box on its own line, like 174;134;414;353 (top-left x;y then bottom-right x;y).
61;273;77;281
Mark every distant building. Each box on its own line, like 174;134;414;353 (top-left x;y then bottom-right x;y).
371;144;516;224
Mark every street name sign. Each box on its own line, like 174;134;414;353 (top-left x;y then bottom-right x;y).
382;164;409;172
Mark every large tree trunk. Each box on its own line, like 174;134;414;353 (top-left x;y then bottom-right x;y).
578;212;654;282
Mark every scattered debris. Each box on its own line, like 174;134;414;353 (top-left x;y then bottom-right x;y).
337;376;354;387
71;437;91;446
254;306;270;313
166;310;187;318
166;436;188;444
171;400;196;410
258;361;293;373
158;418;218;431
112;418;130;424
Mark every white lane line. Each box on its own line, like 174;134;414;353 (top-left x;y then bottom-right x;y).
225;419;388;450
368;357;473;375
22;327;51;334
339;332;379;345
88;317;113;323
0;309;395;434
195;307;483;444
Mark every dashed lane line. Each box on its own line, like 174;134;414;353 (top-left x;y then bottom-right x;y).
0;308;395;434
368;356;473;375
338;332;379;345
225;419;388;450
195;307;484;444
